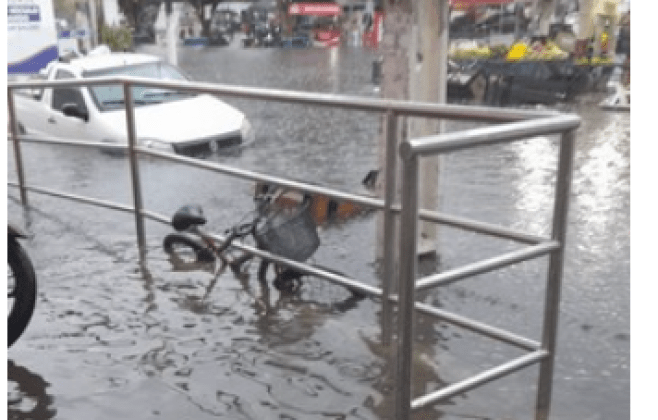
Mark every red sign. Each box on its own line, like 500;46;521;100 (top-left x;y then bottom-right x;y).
315;29;341;47
288;3;342;16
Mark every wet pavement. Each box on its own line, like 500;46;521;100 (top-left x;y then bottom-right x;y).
8;42;629;419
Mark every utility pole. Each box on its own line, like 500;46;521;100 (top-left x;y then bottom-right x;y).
165;0;179;65
87;0;98;47
413;0;449;256
536;0;557;36
377;0;448;260
376;3;450;416
578;0;594;39
376;0;413;266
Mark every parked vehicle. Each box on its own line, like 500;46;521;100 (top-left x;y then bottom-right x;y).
241;5;282;48
209;10;238;46
8;223;37;348
8;0;58;75
13;50;255;156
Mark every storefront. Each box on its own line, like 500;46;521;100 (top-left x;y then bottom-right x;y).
287;2;342;47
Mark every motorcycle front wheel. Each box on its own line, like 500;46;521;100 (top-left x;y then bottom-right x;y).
8;238;37;348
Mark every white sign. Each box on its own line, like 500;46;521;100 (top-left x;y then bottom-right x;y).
8;0;59;74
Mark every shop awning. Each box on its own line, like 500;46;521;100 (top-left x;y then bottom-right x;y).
288;3;342;16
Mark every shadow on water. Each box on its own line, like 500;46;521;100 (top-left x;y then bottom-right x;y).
7;360;57;420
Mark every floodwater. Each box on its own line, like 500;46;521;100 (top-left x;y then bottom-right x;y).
7;41;629;420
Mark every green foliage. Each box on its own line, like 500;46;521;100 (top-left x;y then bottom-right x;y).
100;25;133;52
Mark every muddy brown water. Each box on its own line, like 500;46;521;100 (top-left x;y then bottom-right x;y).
8;43;629;419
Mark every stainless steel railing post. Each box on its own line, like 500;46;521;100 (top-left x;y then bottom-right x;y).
123;82;148;267
395;145;420;420
381;109;398;346
535;129;576;420
7;87;29;206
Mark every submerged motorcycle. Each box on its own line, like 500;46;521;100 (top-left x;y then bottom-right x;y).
8;224;37;347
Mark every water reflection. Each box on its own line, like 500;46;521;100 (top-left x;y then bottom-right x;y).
507;136;557;236
7;360;57;420
572;113;630;243
162;271;382;417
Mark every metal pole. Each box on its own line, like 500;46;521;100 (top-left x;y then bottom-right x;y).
395;149;420;420
413;350;549;410
415;241;560;291
8;74;563;122
88;0;98;48
166;0;179;66
535;129;576;420
381;110;398;346
7;88;28;206
123;82;148;267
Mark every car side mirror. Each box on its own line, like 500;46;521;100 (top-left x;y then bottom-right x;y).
61;103;89;122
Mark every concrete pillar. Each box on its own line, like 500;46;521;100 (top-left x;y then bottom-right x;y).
376;4;413;263
377;0;448;260
578;0;595;39
537;0;557;36
411;0;448;257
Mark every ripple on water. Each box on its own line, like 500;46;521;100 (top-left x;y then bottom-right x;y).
333;358;385;382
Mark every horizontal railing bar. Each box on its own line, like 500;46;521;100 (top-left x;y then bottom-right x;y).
9;133;127;151
206;232;384;298
123;77;561;122
413;301;540;351
140;209;171;225
416;241;560;291
202;233;541;351
7;77;128;90
138;147;387;209
7;131;548;247
8;76;561;122
411;350;549;410
139;147;548;245
7;181;172;228
415;208;548;245
8;132;549;247
402;114;581;158
135;199;543;351
7;181;539;350
8;182;135;214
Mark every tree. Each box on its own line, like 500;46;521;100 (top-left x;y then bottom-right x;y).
186;0;223;37
117;0;161;28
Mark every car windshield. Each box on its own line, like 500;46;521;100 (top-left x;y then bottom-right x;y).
85;62;194;111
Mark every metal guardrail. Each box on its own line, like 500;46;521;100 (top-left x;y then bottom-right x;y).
8;75;579;420
395;117;578;420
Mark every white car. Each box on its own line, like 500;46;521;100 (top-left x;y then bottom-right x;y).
14;51;254;155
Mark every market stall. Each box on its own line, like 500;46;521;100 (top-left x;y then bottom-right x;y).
284;2;342;48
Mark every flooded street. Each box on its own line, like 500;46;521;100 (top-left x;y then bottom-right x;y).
8;43;629;420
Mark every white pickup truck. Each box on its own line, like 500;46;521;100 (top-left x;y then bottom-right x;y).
13;50;254;155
